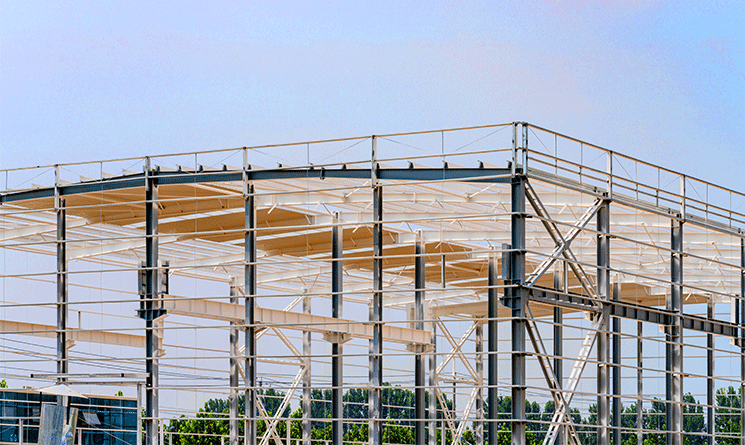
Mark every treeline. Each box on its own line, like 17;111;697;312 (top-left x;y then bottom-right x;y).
163;385;742;445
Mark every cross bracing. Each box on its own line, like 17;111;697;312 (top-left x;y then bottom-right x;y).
1;122;743;445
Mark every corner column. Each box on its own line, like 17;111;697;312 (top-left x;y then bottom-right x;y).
507;166;527;445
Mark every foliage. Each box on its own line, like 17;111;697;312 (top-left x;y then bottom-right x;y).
158;383;742;445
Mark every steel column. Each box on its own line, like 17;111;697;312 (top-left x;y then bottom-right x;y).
612;283;621;445
475;321;483;445
332;214;344;445
509;171;527;445
415;233;426;445
56;196;67;387
637;321;643;445
244;183;257;445
229;278;240;445
370;136;383;445
597;200;611;445
303;292;311;445
740;239;745;445
145;165;159;445
553;269;565;445
429;313;437;445
667;220;683;445
487;250;499;445
706;300;714;445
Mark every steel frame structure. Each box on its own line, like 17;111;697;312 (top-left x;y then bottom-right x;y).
1;122;744;445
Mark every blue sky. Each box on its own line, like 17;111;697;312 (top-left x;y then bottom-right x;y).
1;1;743;191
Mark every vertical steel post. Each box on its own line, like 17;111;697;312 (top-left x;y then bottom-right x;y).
637;321;643;445
667;219;684;445
229;278;239;445
415;232;426;445
145;161;160;445
487;250;499;445
55;165;68;418
740;239;745;445
475;321;483;445
553;269;564;445
597;200;611;445
303;291;311;445
137;382;143;445
56;194;67;386
370;136;383;445
429;311;438;445
244;183;257;445
612;283;621;445
332;213;344;445
509;135;527;445
706;300;714;445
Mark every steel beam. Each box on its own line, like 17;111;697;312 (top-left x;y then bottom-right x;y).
144;164;160;445
245;183;257;445
487;250;498;445
229;278;240;445
415;232;426;445
370;136;383;445
597;200;611;445
667;220;683;445
331;213;343;445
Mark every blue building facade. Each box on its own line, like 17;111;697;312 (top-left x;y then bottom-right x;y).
0;390;137;445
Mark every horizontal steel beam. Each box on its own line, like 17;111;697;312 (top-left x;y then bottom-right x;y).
524;285;741;338
0;167;513;203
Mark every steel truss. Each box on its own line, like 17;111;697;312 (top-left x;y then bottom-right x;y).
1;122;744;445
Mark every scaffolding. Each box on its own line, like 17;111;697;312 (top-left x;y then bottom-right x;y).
1;122;743;445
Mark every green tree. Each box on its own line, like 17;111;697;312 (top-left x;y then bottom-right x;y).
715;386;742;445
